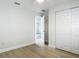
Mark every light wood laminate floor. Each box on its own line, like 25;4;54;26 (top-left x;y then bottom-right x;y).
0;44;79;58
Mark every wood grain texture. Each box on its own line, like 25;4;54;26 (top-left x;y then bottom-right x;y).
0;44;79;58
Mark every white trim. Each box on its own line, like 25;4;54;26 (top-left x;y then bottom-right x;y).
48;44;56;48
71;50;79;55
0;42;35;53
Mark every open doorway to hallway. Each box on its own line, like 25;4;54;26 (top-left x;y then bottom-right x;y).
35;10;49;46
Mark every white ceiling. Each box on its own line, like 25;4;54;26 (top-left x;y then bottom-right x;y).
12;0;74;12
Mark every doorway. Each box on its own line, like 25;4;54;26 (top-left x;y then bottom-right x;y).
35;16;45;46
35;13;49;46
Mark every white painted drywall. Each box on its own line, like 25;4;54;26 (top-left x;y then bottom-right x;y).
48;9;56;48
0;0;36;52
48;0;79;48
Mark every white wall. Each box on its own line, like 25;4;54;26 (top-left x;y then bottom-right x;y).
48;9;56;48
48;0;79;48
0;0;36;53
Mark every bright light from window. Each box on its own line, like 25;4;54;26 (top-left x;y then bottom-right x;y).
36;0;45;3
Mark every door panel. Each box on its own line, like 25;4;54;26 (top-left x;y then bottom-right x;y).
72;7;79;54
35;16;44;46
56;9;72;51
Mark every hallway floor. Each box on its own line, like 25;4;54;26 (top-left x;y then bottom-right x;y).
0;44;79;58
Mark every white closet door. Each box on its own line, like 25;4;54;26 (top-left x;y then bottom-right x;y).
72;7;79;54
56;9;72;51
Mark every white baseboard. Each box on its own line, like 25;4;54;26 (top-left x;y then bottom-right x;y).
0;42;35;53
48;44;56;48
